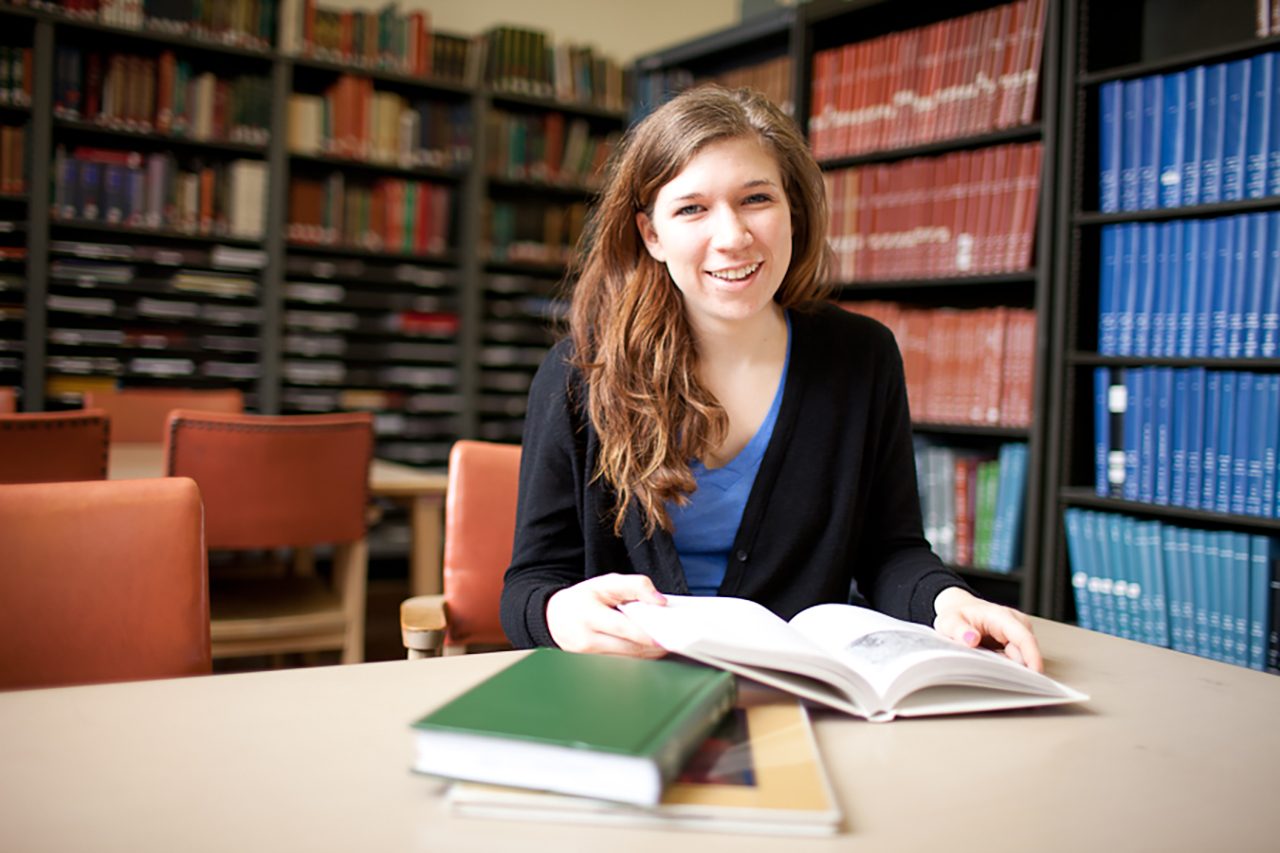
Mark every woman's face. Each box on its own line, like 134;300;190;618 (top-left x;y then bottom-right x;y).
635;136;792;333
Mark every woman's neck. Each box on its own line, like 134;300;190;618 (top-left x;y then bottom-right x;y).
688;303;788;373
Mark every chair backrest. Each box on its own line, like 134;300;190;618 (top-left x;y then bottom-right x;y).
0;477;211;689
0;410;110;483
163;409;374;549
442;440;522;647
0;386;16;413
85;388;244;443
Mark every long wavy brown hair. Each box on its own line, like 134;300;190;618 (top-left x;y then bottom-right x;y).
568;85;833;535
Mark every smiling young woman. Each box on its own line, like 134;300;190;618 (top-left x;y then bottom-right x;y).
500;86;1043;671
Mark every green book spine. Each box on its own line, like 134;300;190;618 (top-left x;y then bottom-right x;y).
974;460;999;568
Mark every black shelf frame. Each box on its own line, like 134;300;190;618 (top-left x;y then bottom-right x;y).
820;124;1044;169
1059;486;1280;531
53;118;270;156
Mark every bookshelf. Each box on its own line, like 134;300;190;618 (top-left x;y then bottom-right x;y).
1044;0;1279;671
630;1;1059;610
799;0;1060;611
0;9;31;400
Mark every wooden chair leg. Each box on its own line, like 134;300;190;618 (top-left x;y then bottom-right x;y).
333;539;368;665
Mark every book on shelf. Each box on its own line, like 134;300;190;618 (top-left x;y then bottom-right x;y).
481;25;628;113
637;55;794;119
410;647;736;807
809;0;1046;160
447;689;841;837
279;0;449;80
1063;507;1275;672
621;596;1086;722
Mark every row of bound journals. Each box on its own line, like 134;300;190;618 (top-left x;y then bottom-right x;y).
1094;367;1280;518
1097;214;1280;359
411;598;1084;835
1063;509;1276;672
1098;51;1280;214
916;441;1028;573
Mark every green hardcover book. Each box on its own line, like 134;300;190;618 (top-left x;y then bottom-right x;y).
411;647;736;807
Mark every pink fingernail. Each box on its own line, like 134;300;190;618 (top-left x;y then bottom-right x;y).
963;631;979;644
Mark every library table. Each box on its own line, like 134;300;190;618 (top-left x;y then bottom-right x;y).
108;443;448;595
1;619;1275;852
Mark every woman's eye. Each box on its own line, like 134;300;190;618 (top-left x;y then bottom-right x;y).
675;204;703;216
744;193;773;204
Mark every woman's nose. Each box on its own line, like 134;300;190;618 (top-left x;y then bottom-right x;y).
710;208;753;250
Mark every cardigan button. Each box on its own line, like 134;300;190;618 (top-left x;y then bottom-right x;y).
735;550;748;562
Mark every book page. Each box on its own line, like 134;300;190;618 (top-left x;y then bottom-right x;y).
621;597;859;693
789;604;1078;709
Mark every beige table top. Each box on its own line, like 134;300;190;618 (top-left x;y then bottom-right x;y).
1;618;1276;853
108;443;448;496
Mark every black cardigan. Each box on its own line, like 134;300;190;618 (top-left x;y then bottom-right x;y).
500;302;969;648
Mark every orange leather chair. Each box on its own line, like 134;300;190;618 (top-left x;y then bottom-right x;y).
85;387;244;443
164;409;374;664
400;440;520;657
0;410;110;483
0;477;211;689
0;386;16;413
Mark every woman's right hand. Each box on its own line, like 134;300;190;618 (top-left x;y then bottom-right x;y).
545;573;669;658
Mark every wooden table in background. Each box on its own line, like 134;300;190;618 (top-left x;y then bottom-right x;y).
109;444;449;596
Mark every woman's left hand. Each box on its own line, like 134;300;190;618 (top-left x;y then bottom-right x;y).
932;586;1044;672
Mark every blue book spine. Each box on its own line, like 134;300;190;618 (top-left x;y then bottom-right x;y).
1178;218;1198;357
1134;224;1156;355
1151;222;1170;357
1064;510;1093;631
1163;220;1182;356
1098;225;1120;354
1246;54;1272;199
1264;211;1280;358
1149;521;1171;647
1202;371;1222;509
1227;215;1248;358
1121;79;1143;211
1107;370;1127;496
1180;526;1200;653
1083;511;1113;635
1232;371;1253;516
1211;215;1234;358
1094;367;1111;495
1201;63;1226;205
1194;218;1215;357
1140;366;1157;503
989;444;1014;573
1206;531;1225;660
1186;367;1207;510
1099;81;1122;213
1184;65;1205;206
1159;71;1187;208
1118;223;1138;355
1270;52;1280;197
1189;528;1211;656
1266;374;1280;519
1232;532;1251;665
1155;367;1173;505
1218;532;1237;663
1247;371;1268;516
1171;367;1189;506
1216;372;1238;515
1139;74;1163;210
1112;515;1135;640
1221;59;1249;202
1162;524;1183;650
1244;213;1267;358
1249;535;1272;669
1132;519;1154;645
1123;368;1141;501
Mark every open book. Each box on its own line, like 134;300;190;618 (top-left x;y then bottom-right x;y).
621;596;1087;722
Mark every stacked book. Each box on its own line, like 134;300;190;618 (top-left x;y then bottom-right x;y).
278;0;446;79
825;142;1042;281
916;440;1029;572
286;173;452;255
42;0;276;50
484;198;587;266
481;25;628;113
0;46;32;106
484;109;620;189
809;0;1046;159
843;301;1036;428
1063;508;1276;672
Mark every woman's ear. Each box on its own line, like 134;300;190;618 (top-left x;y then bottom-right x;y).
635;212;665;262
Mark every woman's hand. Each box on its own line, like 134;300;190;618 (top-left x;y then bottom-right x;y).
932;586;1044;672
546;573;669;658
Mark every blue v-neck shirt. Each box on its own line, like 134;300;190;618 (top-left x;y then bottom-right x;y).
669;313;792;595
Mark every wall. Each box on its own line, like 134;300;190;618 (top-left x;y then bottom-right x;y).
337;0;740;64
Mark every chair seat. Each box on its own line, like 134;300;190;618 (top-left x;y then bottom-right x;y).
209;577;346;643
